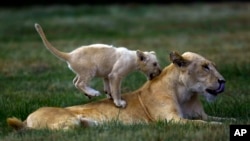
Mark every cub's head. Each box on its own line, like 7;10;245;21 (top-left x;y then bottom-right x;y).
136;50;162;80
170;51;225;102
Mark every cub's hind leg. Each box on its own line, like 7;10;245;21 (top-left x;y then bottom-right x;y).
74;74;101;98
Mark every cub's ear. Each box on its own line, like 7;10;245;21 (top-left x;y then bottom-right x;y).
169;51;190;67
136;50;147;61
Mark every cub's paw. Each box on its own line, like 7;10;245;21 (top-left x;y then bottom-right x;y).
85;90;101;98
114;99;127;108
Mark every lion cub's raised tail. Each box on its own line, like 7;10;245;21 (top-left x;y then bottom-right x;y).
7;117;26;131
34;23;69;61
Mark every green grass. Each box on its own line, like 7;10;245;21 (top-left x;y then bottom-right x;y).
0;3;250;141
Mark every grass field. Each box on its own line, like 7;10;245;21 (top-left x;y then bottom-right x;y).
0;3;250;141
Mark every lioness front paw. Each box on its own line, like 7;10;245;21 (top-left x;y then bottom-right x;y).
114;99;127;108
209;121;222;125
228;118;237;121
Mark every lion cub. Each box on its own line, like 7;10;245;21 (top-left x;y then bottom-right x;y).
34;23;161;108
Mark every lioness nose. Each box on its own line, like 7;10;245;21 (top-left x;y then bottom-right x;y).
218;79;226;84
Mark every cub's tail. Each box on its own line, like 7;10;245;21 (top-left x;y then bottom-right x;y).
34;23;69;61
7;117;26;131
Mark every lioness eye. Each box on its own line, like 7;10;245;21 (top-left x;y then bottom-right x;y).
202;64;209;71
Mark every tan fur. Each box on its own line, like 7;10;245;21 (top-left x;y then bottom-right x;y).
7;51;233;130
34;23;161;108
7;117;25;130
7;107;98;131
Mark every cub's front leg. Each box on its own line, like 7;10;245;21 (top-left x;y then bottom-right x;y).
108;73;126;108
103;77;112;99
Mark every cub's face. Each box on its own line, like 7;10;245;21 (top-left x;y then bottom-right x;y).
170;51;225;102
136;50;162;80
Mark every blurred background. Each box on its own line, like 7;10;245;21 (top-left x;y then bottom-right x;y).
1;0;248;7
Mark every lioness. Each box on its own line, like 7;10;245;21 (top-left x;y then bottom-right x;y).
34;23;162;108
7;51;231;130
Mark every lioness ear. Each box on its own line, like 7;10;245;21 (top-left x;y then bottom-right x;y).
169;51;190;67
136;50;147;61
149;51;155;54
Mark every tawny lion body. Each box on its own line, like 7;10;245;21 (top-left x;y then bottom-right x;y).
7;51;232;130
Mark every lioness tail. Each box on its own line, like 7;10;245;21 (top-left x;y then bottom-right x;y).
34;23;69;61
7;117;26;130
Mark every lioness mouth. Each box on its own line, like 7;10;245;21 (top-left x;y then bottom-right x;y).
206;82;225;96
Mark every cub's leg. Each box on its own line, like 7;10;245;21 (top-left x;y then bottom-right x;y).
73;76;78;85
74;74;100;97
108;72;126;108
103;77;112;99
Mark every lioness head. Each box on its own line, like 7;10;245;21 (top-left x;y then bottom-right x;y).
170;51;225;102
136;50;162;80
